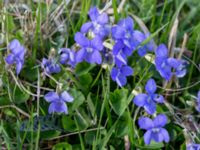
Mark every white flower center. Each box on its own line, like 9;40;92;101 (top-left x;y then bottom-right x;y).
87;48;93;53
152;128;160;132
125;32;131;39
93;22;101;31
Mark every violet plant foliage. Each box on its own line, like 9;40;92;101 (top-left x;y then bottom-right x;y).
4;5;198;148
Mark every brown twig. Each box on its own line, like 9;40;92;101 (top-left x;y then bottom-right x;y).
9;70;44;97
47;127;104;141
0;105;30;118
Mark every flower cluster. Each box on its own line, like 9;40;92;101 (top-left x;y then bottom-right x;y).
133;79;169;144
110;17;134;86
110;17;155;86
5;39;26;75
4;6;193;147
74;9;154;87
44;91;74;114
155;44;187;80
36;6;187;88
112;17;153;58
111;17;135;63
69;7;111;67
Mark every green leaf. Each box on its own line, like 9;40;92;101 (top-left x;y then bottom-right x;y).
99;119;118;148
15;30;24;41
13;87;30;104
52;142;72;150
40;130;61;140
0;122;14;149
74;108;91;130
84;129;107;145
84;130;98;145
109;89;129;116
0;96;11;105
75;62;95;76
62;116;77;132
79;73;93;87
115;119;129;137
112;0;119;22
109;145;115;150
180;142;186;150
136;141;164;149
166;124;178;141
70;89;85;111
5;15;15;32
20;58;38;82
4;109;16;117
71;144;83;150
87;93;96;117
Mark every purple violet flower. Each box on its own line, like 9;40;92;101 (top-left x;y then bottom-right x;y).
138;114;170;145
5;39;26;75
59;48;76;67
42;58;61;74
112;17;134;47
75;32;103;64
111;17;135;61
44;91;74;114
112;40;130;67
132;30;154;57
187;143;200;150
196;91;200;112
81;7;110;39
111;65;133;87
111;17;154;67
155;44;187;80
133;79;164;114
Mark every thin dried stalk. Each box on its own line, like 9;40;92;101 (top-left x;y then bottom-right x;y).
0;105;30;118
168;18;178;57
178;33;188;59
124;135;130;150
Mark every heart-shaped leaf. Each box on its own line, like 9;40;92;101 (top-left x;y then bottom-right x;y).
109;89;129;116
